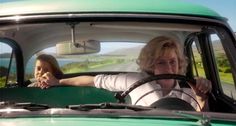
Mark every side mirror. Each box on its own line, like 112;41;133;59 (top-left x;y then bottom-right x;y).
56;40;100;55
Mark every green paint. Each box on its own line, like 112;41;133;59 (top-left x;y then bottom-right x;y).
0;87;117;107
0;117;235;126
0;0;222;19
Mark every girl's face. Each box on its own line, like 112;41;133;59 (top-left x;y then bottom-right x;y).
34;60;53;81
154;49;179;88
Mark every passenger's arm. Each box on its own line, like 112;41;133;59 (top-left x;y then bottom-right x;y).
39;72;94;89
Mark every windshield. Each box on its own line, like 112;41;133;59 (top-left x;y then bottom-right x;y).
0;20;235;123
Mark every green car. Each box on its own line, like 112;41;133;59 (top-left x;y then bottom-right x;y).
0;0;236;125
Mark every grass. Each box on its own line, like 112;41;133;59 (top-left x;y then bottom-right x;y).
196;67;234;85
61;58;125;73
0;77;6;87
193;47;234;85
218;72;234;84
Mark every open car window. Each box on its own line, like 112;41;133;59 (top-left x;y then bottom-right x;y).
0;42;17;88
209;34;236;99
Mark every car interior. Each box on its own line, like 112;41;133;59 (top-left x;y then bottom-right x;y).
0;21;236;113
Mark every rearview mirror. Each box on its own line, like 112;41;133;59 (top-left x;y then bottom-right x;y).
56;40;100;55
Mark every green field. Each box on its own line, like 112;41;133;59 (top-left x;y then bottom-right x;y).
61;58;126;73
195;65;234;85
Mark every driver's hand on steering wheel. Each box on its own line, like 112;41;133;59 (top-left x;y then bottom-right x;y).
189;77;212;100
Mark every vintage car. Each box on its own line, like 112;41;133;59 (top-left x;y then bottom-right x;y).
0;0;236;125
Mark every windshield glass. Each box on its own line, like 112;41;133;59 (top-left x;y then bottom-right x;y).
0;21;235;117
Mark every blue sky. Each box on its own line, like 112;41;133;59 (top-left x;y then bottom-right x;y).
185;0;236;31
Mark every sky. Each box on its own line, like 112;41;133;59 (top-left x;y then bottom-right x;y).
184;0;236;32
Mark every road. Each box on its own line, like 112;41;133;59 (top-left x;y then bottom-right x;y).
221;82;236;99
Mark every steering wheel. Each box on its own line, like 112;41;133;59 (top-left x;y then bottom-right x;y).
115;74;201;111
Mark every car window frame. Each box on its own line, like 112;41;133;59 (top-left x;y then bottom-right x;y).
0;38;24;87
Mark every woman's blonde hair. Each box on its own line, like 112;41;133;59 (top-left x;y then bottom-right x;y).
137;36;188;75
36;54;63;79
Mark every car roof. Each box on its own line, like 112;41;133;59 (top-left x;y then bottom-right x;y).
0;0;223;19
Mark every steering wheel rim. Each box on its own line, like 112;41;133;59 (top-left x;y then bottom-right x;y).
114;74;200;111
134;88;201;111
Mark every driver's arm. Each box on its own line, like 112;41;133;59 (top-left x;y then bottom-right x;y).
189;77;212;111
196;95;209;111
59;76;95;86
